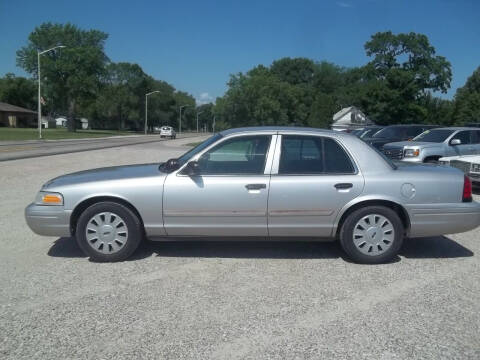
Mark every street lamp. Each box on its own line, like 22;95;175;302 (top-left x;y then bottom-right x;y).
196;111;203;133
37;45;66;139
145;90;161;134
179;105;189;134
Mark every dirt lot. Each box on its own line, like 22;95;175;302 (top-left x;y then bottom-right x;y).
0;137;479;359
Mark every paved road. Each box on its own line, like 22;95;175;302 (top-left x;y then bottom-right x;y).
0;132;203;161
0;138;479;359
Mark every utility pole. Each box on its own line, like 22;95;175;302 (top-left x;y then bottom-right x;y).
196;111;203;132
212;115;216;134
37;45;65;139
179;105;189;134
145;91;161;134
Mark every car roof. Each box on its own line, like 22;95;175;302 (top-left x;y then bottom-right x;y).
380;124;437;128
220;126;338;136
434;127;480;131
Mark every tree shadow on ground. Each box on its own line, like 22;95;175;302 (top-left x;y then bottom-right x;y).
48;235;473;262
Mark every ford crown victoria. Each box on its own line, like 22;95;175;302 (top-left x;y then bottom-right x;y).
26;127;480;264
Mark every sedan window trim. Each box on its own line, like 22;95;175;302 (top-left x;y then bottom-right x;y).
174;132;277;177
270;134;360;176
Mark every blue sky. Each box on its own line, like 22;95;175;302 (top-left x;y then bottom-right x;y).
1;0;479;104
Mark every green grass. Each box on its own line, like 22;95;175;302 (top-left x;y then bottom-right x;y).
0;128;137;141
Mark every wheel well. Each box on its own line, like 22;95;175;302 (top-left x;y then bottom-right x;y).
423;155;440;163
336;200;410;238
70;196;145;235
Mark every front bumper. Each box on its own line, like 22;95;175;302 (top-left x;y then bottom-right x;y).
407;201;480;237
25;203;72;237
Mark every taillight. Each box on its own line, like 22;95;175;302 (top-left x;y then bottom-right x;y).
463;175;472;202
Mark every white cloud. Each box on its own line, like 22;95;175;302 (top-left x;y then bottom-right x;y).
337;2;352;8
196;92;214;106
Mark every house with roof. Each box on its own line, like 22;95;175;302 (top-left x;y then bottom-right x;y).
0;102;36;128
331;106;373;131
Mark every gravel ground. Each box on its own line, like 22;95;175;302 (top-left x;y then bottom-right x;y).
0;137;479;359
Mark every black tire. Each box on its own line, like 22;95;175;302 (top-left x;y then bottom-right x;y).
339;206;404;264
76;201;143;262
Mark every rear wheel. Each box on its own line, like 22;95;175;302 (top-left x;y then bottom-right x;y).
339;206;404;264
76;201;143;262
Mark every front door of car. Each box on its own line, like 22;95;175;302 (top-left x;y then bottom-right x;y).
163;134;275;236
268;134;364;237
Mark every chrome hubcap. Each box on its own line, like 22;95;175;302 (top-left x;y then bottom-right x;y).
353;214;394;256
85;212;128;254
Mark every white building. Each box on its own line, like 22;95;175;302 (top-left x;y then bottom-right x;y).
55;117;67;127
80;118;89;130
331;106;373;131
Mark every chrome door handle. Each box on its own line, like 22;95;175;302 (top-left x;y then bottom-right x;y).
334;183;353;190
245;184;267;190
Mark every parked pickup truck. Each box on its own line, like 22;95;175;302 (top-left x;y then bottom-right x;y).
382;127;480;163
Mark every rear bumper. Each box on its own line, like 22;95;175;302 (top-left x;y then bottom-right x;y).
407;202;480;237
25;203;71;237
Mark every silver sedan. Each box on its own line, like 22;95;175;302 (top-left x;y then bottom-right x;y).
25;127;480;264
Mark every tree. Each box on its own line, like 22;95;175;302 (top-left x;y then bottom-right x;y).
17;23;108;131
0;73;36;109
453;66;480;124
270;57;316;86
362;31;452;124
364;31;452;94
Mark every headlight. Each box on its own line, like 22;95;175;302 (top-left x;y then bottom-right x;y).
439;161;449;166
471;163;480;173
35;191;64;205
404;148;420;157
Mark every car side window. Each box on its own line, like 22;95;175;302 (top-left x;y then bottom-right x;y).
472;130;480;144
197;135;271;175
279;135;354;175
452;131;472;145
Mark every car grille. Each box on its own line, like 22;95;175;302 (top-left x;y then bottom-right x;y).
382;148;403;160
450;160;471;174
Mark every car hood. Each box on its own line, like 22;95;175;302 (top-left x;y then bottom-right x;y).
384;141;441;149
43;163;164;189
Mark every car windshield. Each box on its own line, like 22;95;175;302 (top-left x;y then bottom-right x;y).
361;128;381;138
413;129;455;142
176;133;223;166
372;127;405;139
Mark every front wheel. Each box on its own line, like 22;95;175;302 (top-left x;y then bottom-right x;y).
339;206;404;264
76;202;143;262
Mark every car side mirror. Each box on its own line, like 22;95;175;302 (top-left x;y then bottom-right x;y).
182;161;201;176
450;139;461;146
161;158;180;172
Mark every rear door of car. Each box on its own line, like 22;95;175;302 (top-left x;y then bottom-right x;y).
267;133;364;237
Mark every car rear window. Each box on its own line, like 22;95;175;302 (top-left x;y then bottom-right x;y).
279;135;355;174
